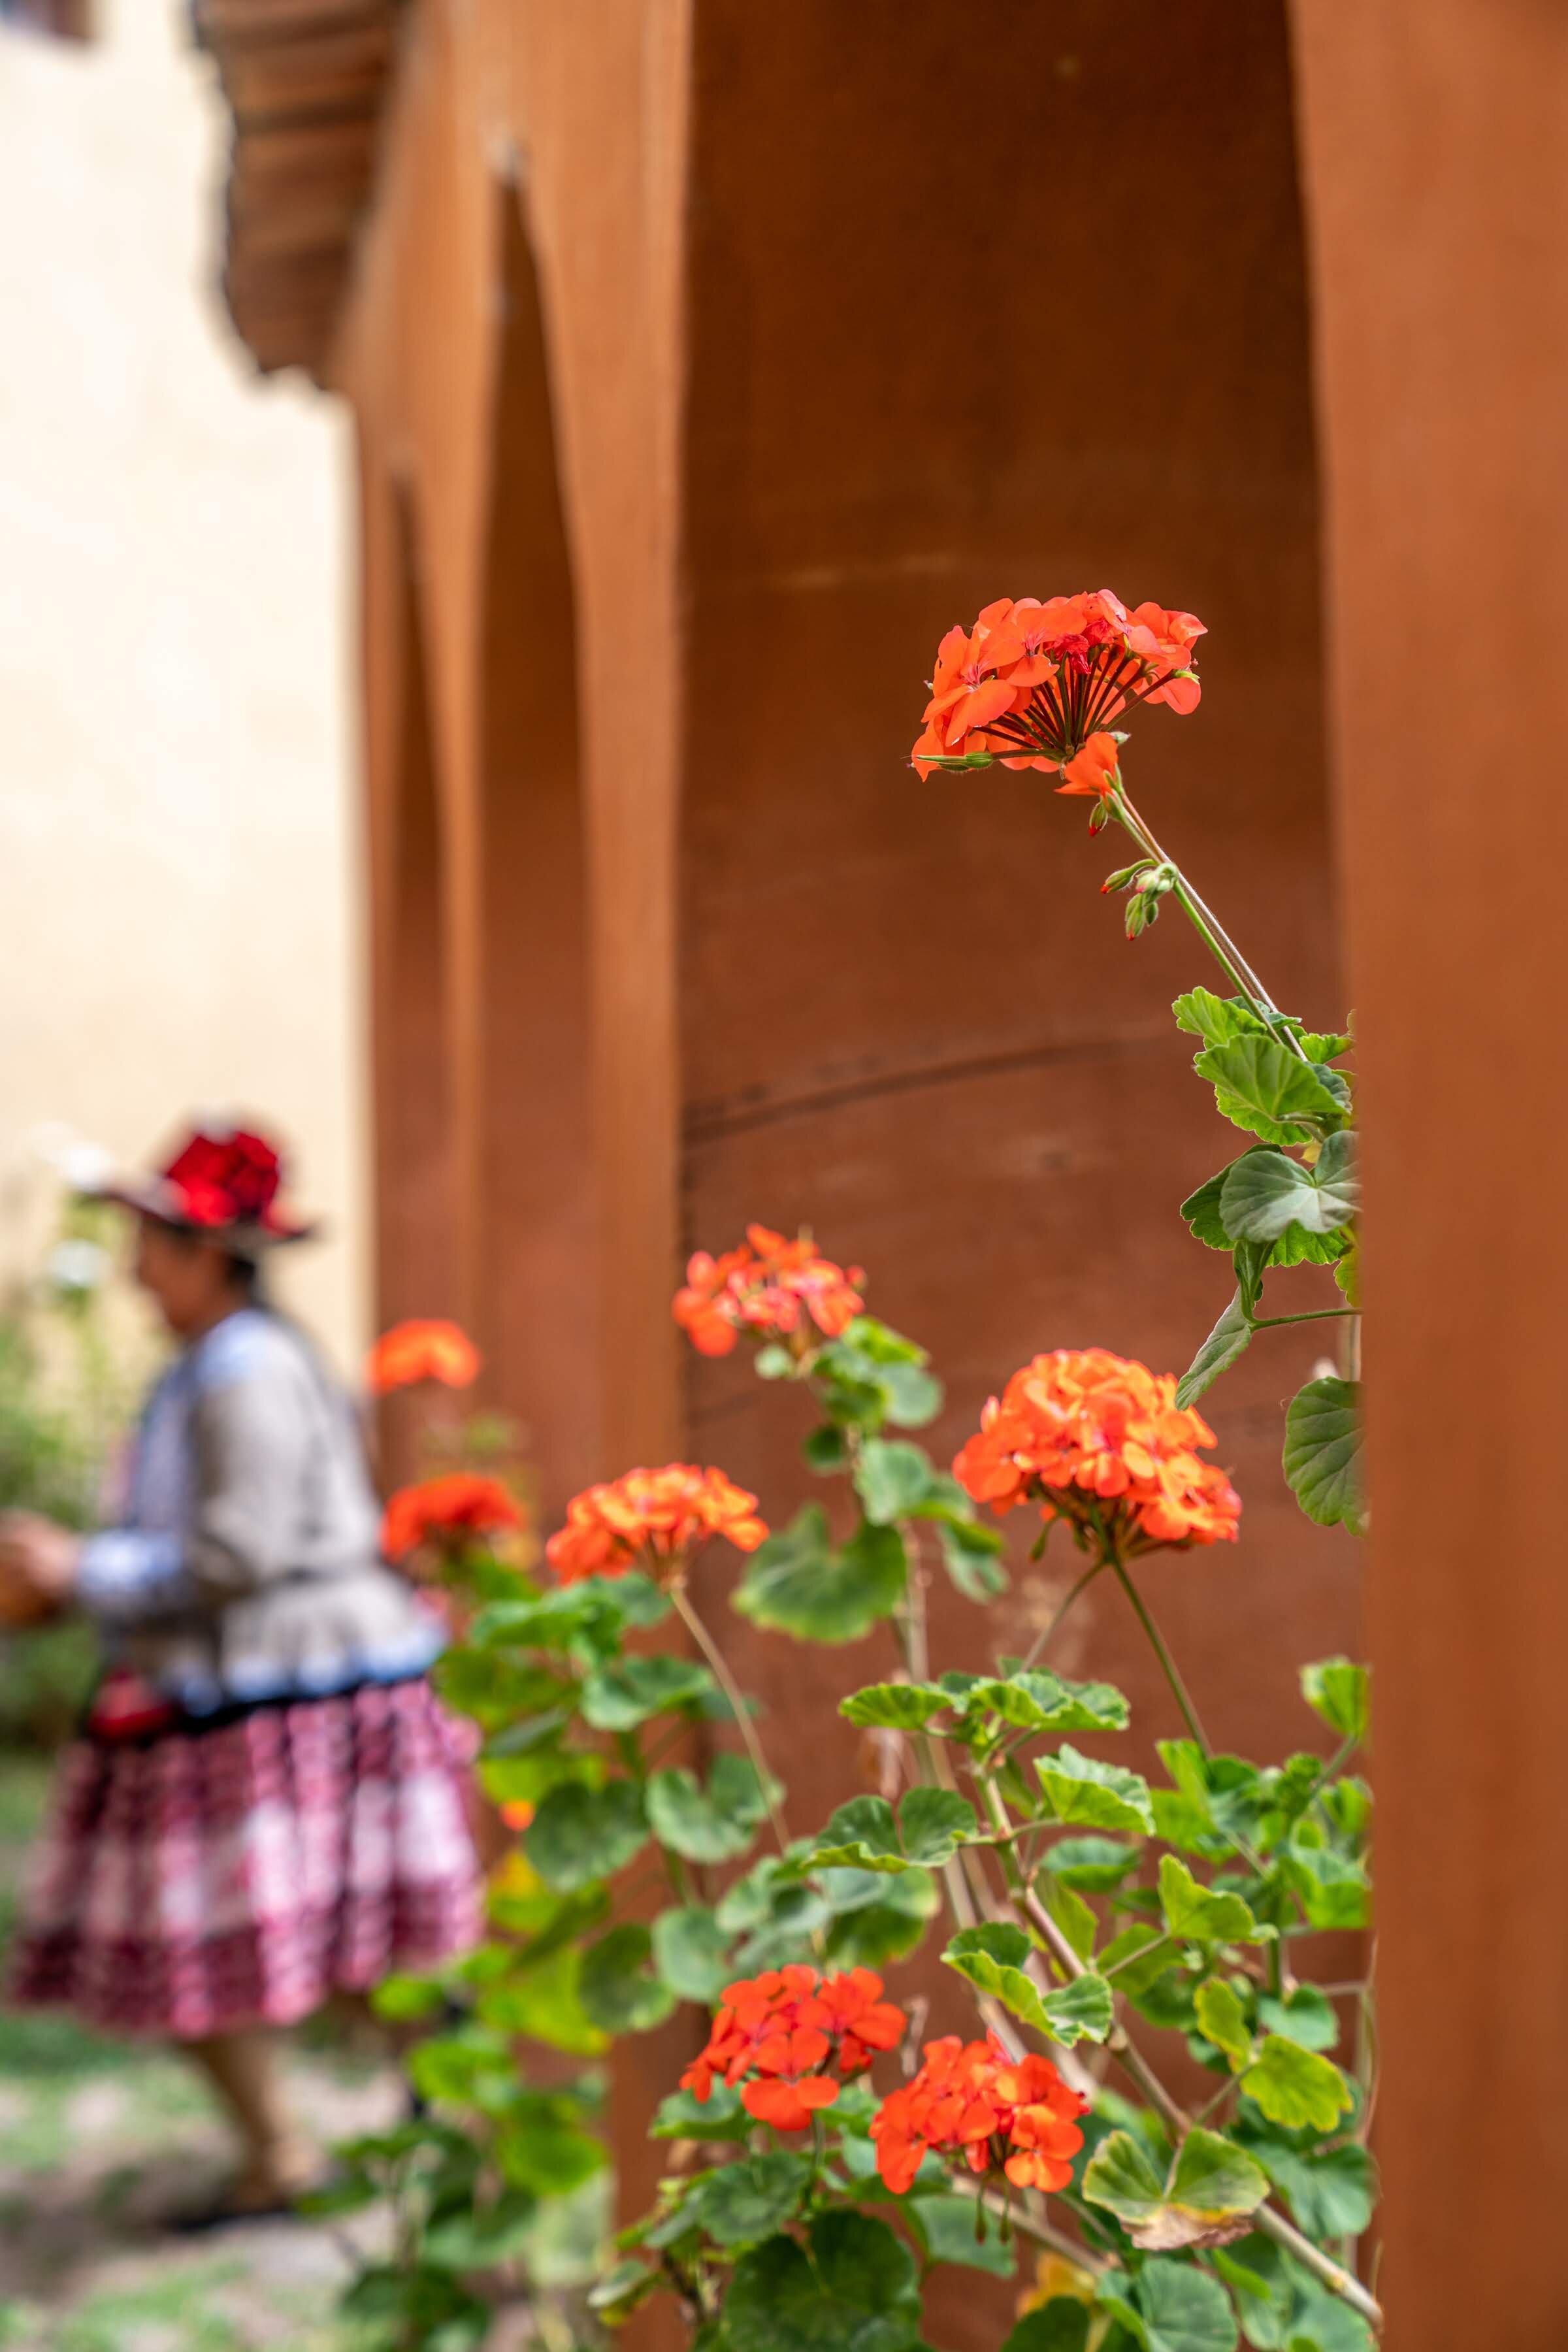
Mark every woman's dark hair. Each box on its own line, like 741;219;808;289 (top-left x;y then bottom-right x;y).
158;1221;268;1307
225;1254;267;1306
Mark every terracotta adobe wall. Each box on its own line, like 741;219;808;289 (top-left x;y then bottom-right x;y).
195;4;1568;2336
323;1;1352;2336
1291;4;1568;2344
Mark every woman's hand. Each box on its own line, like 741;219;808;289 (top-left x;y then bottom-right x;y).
0;1513;80;1626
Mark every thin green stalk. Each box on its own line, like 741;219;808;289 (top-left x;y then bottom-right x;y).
946;2176;1107;2274
1250;1308;1356;1330
672;1584;792;1857
1110;789;1311;1061
1111;1560;1212;1757
894;1537;1020;2007
1019;1554;1109;1670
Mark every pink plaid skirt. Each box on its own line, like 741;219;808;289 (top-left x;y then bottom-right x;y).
7;1676;484;2039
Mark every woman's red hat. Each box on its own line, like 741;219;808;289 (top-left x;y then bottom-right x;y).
91;1119;318;1253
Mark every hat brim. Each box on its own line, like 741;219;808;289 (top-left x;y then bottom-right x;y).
88;1175;319;1252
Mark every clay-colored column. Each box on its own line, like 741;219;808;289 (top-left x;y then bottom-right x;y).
1290;5;1568;2343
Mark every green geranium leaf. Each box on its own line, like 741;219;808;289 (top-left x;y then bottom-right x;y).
586;2259;659;2317
1002;2304;1092;2352
1083;2130;1164;2225
733;1505;907;1644
647;1754;776;1865
1173;988;1271;1047
1042;1970;1115;2046
840;1681;952;1732
1159;1855;1260;1945
1218;1151;1316;1241
578;1923;675;2033
1269;1221;1352;1270
1038;1745;1154;1835
1037;1869;1098;1961
1281;1833;1369;1931
651;1904;732;2002
936;1512;1010;1601
1256;1986;1339;2054
813;1789;977;1872
1251;2140;1375;2242
687;2151;813;2247
524;1779;647;1893
942;1925;1112;2047
812;1795;900;1868
822;1864;939;1968
1241;2038;1353;2134
968;1667;1130;1737
880;1361;944;1428
1181;1163;1243;1250
1282;1379;1364;1533
422;2189;540;2270
1218;1133;1358;1243
1134;2256;1241;2351
900;1786;979;1865
1291;2290;1377;2351
855;1438;939;1524
941;1922;1051;2038
473;1946;606;2056
578;1654;718;1731
725;2211;923;2352
803;1422;849;1472
1046;1835;1139;1891
651;2081;747;2139
1088;2127;1269;2255
495;2108;608;2197
1300;1658;1369;1743
1194;1036;1345;1147
1176;1292;1253;1409
1194;1976;1254;2072
908;2191;1017;2277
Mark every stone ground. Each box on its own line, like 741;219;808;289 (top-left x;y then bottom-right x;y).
0;1752;402;2351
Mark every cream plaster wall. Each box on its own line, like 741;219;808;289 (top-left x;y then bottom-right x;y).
0;0;365;1368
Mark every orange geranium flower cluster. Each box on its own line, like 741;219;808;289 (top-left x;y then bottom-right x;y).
871;2032;1086;2197
954;1347;1241;1552
911;591;1205;789
681;1966;907;2133
382;1471;524;1563
545;1463;768;1586
672;1224;866;1358
365;1318;481;1395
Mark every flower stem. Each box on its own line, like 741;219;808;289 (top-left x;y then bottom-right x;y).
1109;787;1311;1061
1111;1560;1211;1757
945;2176;1109;2275
1250;1308;1356;1330
672;1584;792;1857
1019;1555;1108;1670
894;1531;1015;1975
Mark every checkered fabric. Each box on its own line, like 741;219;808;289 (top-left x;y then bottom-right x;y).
7;1676;483;2039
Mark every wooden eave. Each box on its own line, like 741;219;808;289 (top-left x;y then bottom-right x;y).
193;0;401;381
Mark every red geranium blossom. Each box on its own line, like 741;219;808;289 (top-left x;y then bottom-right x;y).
382;1471;524;1563
545;1464;768;1586
912;591;1204;787
681;1965;907;2132
954;1347;1241;1553
365;1318;481;1395
872;2032;1086;2196
672;1224;866;1359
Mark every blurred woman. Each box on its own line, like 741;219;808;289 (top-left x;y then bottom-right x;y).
0;1121;482;2222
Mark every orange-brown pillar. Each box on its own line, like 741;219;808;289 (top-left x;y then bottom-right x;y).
1291;5;1568;2343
